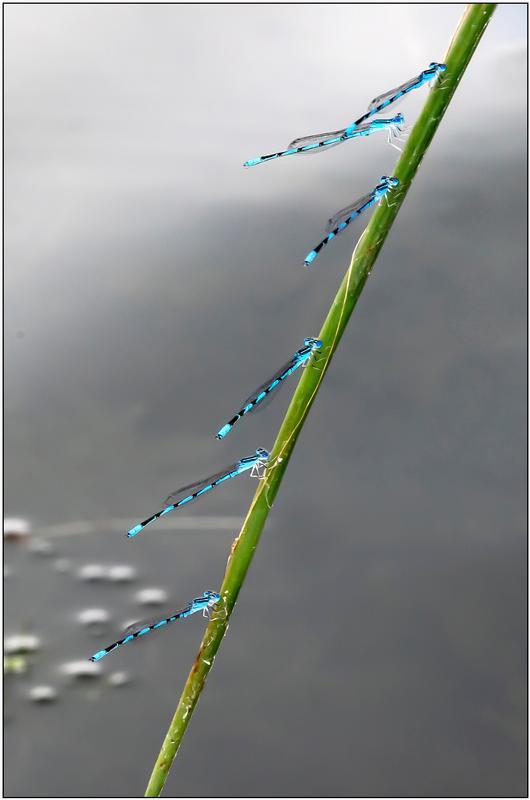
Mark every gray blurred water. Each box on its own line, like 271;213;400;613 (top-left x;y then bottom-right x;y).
4;4;527;797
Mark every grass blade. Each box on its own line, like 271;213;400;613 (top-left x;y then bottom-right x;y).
145;4;497;795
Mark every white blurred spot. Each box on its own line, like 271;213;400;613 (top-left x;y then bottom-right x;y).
135;587;169;606
107;670;131;688
108;564;137;583
4;633;41;655
27;537;55;557
28;685;58;703
77;564;107;582
77;608;111;628
60;660;102;679
4;517;31;541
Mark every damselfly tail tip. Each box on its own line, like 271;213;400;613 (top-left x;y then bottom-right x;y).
89;651;106;662
216;424;231;440
304;251;317;268
127;524;142;539
243;158;260;168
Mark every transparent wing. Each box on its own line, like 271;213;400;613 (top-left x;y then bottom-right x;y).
164;463;241;505
122;604;191;636
288;128;346;153
367;93;407;114
240;355;302;415
325;191;377;233
289;140;346;156
368;75;420;110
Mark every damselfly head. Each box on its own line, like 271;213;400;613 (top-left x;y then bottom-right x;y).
379;175;399;188
429;62;447;74
204;591;221;604
392;113;405;125
304;337;322;350
255;447;270;461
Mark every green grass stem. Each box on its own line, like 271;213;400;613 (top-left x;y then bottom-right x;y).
145;5;496;795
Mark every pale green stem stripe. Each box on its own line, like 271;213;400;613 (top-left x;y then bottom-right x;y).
145;5;496;795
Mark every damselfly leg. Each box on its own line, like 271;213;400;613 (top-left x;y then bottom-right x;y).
307;344;331;371
209;603;227;622
383;192;398;210
250;459;267;479
387;133;403;152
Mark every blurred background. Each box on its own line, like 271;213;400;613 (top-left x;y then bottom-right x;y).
4;4;527;797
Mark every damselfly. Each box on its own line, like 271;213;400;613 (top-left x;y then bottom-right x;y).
243;115;405;167
243;62;446;167
216;338;323;440
304;176;399;266
89;591;221;662
352;62;447;129
127;448;269;538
